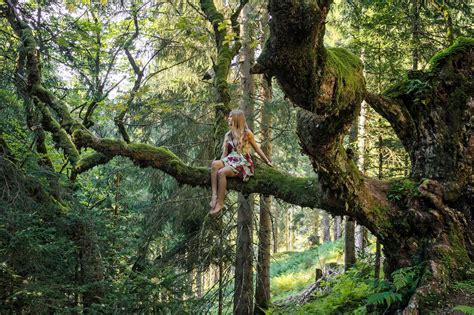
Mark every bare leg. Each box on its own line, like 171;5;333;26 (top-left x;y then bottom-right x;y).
210;160;224;208
211;166;237;215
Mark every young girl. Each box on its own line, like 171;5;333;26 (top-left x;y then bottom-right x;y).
210;109;273;215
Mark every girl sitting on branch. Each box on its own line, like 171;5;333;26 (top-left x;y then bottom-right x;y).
210;109;273;215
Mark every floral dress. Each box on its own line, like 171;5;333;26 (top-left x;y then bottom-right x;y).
222;134;255;182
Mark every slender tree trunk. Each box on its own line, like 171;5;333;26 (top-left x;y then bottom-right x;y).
411;0;421;71
218;216;224;315
374;239;381;280
273;205;279;253
234;5;255;314
374;135;384;280
234;194;254;315
310;209;321;246
322;211;330;242
255;194;271;314
344;217;356;271
354;224;365;256
255;61;273;314
333;216;342;240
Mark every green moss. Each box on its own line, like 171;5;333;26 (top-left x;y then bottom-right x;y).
34;98;80;166
371;204;393;232
384;37;473;101
439;225;472;276
75;152;109;172
429;36;474;71
325;47;365;106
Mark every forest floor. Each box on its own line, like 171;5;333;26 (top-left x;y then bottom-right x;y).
268;242;474;314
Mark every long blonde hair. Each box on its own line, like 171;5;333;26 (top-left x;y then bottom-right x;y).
224;109;250;154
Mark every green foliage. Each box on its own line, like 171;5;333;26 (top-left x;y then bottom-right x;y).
270;246;422;314
387;178;420;202
293;261;375;314
392;266;421;292
366;291;402;308
453;305;474;314
453;280;474;294
272;240;343;277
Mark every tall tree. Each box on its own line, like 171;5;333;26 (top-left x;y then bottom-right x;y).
255;28;273;315
234;3;255;314
252;0;473;311
322;211;331;242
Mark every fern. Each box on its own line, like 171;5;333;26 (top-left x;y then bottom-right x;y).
453;305;474;315
391;266;420;292
453;280;474;294
366;291;402;307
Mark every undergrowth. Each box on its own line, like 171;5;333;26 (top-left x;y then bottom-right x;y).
271;240;344;301
270;244;422;314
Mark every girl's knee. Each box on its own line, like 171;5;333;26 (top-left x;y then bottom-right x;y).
217;169;227;177
211;160;222;170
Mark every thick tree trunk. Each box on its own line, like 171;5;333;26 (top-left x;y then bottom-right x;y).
254;0;473;311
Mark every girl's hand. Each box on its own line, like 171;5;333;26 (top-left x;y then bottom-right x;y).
266;160;273;167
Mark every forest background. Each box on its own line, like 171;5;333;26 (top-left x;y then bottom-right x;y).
0;0;472;314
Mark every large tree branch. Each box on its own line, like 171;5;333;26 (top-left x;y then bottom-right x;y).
364;92;416;152
254;0;399;236
72;129;321;208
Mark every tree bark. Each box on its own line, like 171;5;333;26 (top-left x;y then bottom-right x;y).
344;217;356;271
333;216;342;240
254;0;474;311
234;194;254;315
235;4;255;313
255;194;272;314
255;37;273;314
322;211;330;242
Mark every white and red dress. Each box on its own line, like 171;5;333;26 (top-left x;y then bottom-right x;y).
222;134;255;182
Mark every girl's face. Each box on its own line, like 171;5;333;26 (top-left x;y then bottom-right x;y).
227;114;233;127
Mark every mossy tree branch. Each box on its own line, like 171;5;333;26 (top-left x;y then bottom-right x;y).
6;5;324;209
73;129;322;208
33;97;80;167
256;0;379;228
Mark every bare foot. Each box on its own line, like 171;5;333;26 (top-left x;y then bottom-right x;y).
210;202;224;215
209;194;217;208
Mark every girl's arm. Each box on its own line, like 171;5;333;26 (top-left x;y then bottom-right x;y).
248;131;273;166
221;135;229;159
221;146;228;160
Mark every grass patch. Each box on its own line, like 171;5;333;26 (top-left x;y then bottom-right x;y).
271;240;344;301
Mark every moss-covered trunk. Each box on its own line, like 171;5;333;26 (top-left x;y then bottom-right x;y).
254;0;473;311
